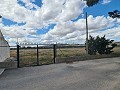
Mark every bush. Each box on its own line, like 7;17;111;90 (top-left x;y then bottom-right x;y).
86;35;117;55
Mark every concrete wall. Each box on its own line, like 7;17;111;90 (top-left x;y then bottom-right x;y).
0;30;10;62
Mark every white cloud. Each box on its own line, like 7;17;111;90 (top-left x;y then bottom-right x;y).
0;0;120;45
40;0;64;21
41;15;120;44
35;0;86;22
0;0;39;24
0;0;87;44
57;0;86;22
18;0;39;9
102;0;111;4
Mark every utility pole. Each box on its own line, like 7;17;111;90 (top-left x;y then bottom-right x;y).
86;12;88;55
16;37;19;45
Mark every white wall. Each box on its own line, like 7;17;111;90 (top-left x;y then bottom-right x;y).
0;30;10;62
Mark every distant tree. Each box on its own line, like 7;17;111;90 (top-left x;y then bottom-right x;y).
87;0;99;7
108;10;120;18
86;35;117;55
83;0;99;7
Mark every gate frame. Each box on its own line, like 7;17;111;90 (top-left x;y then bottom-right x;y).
16;44;57;68
17;45;20;68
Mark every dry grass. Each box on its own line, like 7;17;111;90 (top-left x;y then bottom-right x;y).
10;46;120;67
113;46;120;55
57;47;86;57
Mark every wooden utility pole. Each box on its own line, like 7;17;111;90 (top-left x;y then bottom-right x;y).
86;12;88;55
0;15;2;18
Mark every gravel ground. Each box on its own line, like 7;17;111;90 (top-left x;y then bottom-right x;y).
0;57;120;90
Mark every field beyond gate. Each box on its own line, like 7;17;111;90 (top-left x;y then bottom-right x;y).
10;44;120;67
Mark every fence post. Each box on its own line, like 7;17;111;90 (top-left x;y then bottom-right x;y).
37;45;39;65
53;44;57;64
17;45;20;68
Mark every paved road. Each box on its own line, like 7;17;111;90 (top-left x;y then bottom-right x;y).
0;57;120;90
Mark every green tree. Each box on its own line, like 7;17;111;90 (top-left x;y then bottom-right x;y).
87;35;117;55
83;0;118;55
86;0;99;7
87;35;97;55
84;0;99;7
84;0;120;18
108;10;120;18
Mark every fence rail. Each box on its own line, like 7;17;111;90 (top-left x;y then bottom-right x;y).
9;44;86;67
9;44;120;68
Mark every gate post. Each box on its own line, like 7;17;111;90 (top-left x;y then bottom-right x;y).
53;44;57;64
37;45;39;65
17;45;20;68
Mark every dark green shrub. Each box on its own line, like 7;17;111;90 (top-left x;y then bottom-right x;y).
86;35;117;55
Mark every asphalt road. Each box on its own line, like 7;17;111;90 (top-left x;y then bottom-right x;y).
0;57;120;90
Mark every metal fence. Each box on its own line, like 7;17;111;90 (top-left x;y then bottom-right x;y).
56;44;86;63
10;44;86;67
8;43;120;68
10;44;56;67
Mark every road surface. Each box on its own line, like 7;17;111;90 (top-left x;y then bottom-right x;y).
0;57;120;90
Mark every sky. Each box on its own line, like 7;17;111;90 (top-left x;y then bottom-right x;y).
0;0;120;45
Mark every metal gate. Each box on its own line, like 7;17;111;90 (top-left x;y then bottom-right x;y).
16;44;56;67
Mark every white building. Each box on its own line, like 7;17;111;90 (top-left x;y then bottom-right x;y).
0;16;10;62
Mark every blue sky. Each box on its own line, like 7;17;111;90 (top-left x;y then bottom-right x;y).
85;0;120;17
0;0;120;45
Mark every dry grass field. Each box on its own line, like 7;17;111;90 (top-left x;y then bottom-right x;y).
10;46;120;67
